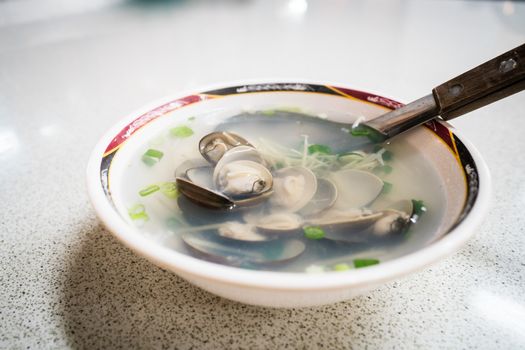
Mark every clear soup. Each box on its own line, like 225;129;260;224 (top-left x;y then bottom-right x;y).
120;111;445;273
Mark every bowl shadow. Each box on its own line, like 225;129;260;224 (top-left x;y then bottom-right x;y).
60;221;394;349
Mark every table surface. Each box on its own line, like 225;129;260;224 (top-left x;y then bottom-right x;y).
1;0;524;348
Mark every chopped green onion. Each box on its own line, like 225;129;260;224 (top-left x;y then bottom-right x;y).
350;125;385;143
350;128;369;137
308;144;332;155
170;125;194;138
188;116;196;121
372;146;393;162
382;181;393;194
353;258;380;268
142;157;156;166
142;149;164;166
382;150;393;161
333;263;352;271
303;226;326;240
139;184;160;197
128;204;149;221
412;199;427;216
160;182;179;199
144;148;163;158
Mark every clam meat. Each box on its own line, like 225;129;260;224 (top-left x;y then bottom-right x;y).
254;213;303;234
214;160;272;199
218;221;269;242
269;166;317;212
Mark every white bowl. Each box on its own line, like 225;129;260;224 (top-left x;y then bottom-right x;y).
87;81;490;308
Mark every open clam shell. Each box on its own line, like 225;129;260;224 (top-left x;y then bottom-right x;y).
213;145;265;180
199;131;252;164
371;199;414;236
254;213;303;234
386;199;414;216
176;177;235;209
269;166;317;213
185;165;214;190
329;169;383;209
299;178;338;217
176;142;273;209
217;221;270;242
182;231;306;265
175;159;209;178
308;209;383;232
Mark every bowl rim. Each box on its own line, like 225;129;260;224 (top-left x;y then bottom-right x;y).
86;79;491;291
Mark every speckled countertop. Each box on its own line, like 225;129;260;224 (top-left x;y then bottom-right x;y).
1;0;524;348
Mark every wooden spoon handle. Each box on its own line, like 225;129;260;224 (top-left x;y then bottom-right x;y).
433;43;525;120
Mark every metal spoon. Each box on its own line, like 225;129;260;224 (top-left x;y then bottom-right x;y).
362;43;525;140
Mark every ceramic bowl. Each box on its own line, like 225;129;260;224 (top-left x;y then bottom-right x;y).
86;81;490;308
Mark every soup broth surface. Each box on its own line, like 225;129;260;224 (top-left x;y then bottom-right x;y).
119;111;446;272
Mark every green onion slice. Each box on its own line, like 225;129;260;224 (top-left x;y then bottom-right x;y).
170;125;194;138
160;182;179;199
350;125;385;143
303;226;326;240
333;263;352;271
412;199;427;216
353;258;380;268
308;144;332;155
142;149;164;166
382;181;393;194
139;184;160;197
128;204;149;221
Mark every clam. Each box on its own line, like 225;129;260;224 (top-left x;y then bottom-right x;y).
182;231;306;265
387;199;414;215
176;163;235;209
185;166;214;190
214;160;273;199
171;219;274;242
175;159;209;178
254;213;303;234
371;199;413;236
176;177;234;209
199;131;252;164
269;166;317;212
308;208;383;232
306;208;383;242
213;145;266;179
329;169;383;209
176;142;273;209
217;221;269;242
308;199;415;241
299;178;338;216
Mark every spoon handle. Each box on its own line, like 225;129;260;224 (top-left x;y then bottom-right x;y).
434;43;525;120
365;43;525;139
